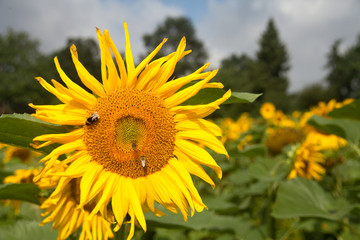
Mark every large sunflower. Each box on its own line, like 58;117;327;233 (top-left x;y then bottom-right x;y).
30;22;230;239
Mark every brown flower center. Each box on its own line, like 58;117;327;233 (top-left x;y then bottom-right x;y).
83;89;176;178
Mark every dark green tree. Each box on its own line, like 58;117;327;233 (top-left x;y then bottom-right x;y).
215;18;291;117
214;54;257;117
291;83;330;110
142;16;208;77
254;18;290;110
0;29;56;113
325;36;360;100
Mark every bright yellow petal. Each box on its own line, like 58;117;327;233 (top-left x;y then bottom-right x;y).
70;44;106;97
175;139;222;179
174;149;215;188
103;30;128;87
54;57;97;109
124;22;136;88
156;63;211;98
172;90;231;120
33;128;83;148
131;38;167;89
176;119;222;137
164;70;217;108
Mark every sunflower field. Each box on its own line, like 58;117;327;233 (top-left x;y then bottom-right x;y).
2;24;360;240
2;96;360;240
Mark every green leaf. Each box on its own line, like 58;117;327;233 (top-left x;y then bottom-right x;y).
224;92;262;104
0;183;41;205
145;208;247;235
328;99;360;120
238;144;266;158
0;220;57;240
0;113;69;155
272;177;355;220
181;87;261;106
0;171;13;183
307;115;360;143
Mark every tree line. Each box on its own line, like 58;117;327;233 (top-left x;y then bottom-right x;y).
1;16;359;118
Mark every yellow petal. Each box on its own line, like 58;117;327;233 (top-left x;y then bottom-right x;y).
172;90;231;120
54;57;97;109
124;22;135;87
176;119;222;136
125;178;147;231
174;149;215;188
131;38;167;88
103;30;128;87
70;44;106;97
175;139;222;179
164;70;217;108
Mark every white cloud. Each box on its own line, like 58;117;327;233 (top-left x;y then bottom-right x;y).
0;0;183;58
196;0;360;92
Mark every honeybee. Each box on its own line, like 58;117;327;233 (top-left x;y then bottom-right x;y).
132;142;137;150
86;112;99;126
140;156;146;168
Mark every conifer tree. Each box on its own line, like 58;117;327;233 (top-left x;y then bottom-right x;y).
254;18;290;110
325;36;360;100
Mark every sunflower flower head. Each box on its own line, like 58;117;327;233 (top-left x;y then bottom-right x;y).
3;168;40;213
260;102;276;120
288;140;325;181
266;127;303;154
30;22;230;239
1;144;38;163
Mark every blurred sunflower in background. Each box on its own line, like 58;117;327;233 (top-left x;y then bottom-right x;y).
0;144;41;164
288;140;326;181
29;22;230;239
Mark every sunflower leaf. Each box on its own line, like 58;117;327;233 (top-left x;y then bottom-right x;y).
328;99;360;120
0;113;69;155
224;92;262;104
0;219;57;240
181;88;261;106
0;183;41;205
307;115;360;143
272;177;356;220
145;209;252;236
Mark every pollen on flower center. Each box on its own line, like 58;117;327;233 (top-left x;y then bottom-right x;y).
83;89;176;178
115;117;146;152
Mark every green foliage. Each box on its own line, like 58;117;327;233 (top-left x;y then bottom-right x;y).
0;203;57;240
329;98;360;120
272;177;355;220
307;115;360;143
325;35;360;100
181;87;262;106
291;83;331;111
0;29;56;113
0;113;69;155
0;183;40;205
216;18;291;117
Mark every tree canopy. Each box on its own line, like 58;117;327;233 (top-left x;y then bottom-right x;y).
325;35;360;100
216;18;291;117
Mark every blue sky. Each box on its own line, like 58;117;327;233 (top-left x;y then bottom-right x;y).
1;0;360;92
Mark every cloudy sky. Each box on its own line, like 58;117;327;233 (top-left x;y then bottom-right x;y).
1;0;360;92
